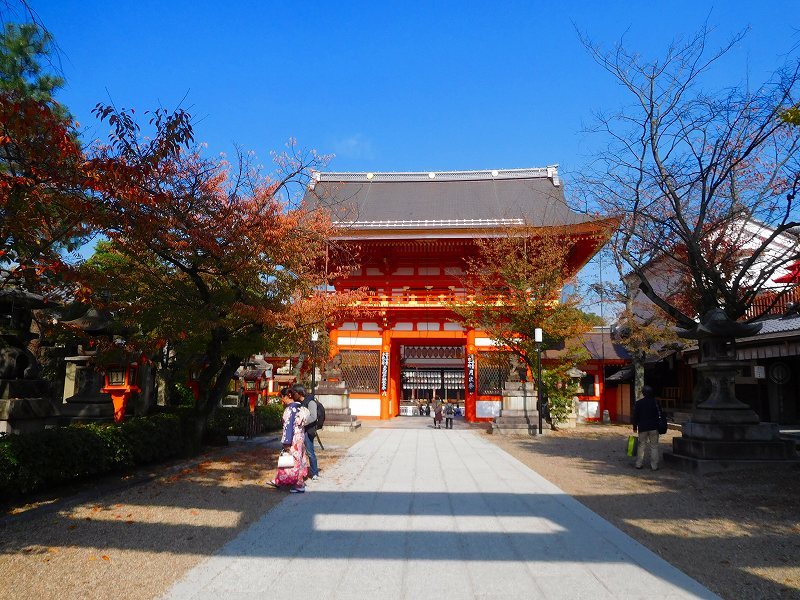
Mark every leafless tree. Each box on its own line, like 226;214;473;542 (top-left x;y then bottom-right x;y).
580;25;800;331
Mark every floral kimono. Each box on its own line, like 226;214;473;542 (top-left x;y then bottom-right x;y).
274;402;310;488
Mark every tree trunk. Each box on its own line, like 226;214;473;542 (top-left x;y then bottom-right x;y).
155;365;170;406
633;353;645;410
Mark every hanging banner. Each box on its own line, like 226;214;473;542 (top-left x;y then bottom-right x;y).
467;354;476;393
380;351;390;392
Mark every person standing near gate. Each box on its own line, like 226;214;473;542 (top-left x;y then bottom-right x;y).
632;385;662;471
432;393;443;428
444;400;455;429
292;384;320;481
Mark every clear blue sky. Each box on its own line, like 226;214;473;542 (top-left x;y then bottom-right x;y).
23;0;800;314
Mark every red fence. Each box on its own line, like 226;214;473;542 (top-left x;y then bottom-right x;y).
744;286;800;320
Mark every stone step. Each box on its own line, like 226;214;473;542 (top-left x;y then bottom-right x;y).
672;437;797;460
663;451;800;474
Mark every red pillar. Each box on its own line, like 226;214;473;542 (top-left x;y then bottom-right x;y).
465;328;477;422
380;329;391;419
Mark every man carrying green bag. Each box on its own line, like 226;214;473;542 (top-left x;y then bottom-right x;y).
632;385;663;470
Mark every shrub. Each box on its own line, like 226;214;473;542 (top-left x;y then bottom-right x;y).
119;414;183;464
172;382;196;407
0;413;185;501
209;406;251;437
256;403;283;432
156;405;205;456
541;368;581;428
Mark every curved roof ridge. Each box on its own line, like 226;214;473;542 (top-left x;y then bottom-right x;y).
313;166;560;185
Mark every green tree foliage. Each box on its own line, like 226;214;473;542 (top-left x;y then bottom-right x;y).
540;366;581;427
783;106;800;126
0;22;64;102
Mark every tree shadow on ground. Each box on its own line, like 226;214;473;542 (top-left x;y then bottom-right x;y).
486;424;800;599
0;426;797;600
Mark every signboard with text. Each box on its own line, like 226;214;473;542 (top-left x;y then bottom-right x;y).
380;351;389;392
467;354;476;393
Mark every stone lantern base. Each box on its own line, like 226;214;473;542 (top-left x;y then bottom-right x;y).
664;359;799;473
491;382;543;436
0;379;58;434
314;381;361;432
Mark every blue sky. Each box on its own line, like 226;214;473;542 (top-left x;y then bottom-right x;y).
23;0;800;314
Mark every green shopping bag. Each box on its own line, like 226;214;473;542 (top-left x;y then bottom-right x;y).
626;435;639;457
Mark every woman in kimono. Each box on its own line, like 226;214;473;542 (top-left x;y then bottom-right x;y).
267;387;310;492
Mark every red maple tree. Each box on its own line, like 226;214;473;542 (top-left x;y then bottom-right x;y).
83;105;360;430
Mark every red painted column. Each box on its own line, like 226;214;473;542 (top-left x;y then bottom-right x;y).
380;329;391;419
465;328;477;422
390;338;402;417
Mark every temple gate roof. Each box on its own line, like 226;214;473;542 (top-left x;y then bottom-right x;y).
305;167;597;233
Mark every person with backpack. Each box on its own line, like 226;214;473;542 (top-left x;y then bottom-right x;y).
444;400;455;429
292;384;320;481
266;387;309;493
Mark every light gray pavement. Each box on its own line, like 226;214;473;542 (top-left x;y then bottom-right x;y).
163;426;720;600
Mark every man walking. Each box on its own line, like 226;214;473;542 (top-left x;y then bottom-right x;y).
292;384;320;481
632;385;662;471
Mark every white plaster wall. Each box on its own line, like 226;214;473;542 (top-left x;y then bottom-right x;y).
350;398;381;417
338;337;382;346
476;400;501;418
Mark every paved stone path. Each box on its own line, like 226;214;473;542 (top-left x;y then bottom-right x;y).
163;428;719;599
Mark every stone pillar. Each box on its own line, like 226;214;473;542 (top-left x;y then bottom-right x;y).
315;380;361;432
131;363;156;416
490;381;540;436
58;356;114;424
0;378;56;434
62;359;80;402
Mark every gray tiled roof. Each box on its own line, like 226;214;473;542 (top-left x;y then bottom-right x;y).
583;331;631;361
756;315;800;335
304;168;594;230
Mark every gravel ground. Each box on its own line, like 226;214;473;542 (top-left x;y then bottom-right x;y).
0;429;368;600
483;423;800;600
1;423;798;600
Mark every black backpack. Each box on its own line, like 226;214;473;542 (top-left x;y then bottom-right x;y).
315;398;326;430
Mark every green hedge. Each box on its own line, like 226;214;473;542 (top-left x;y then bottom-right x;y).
209;404;284;437
0;405;286;501
257;403;284;432
0;413;184;500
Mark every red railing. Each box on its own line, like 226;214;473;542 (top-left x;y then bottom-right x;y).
744;286;800;320
352;290;506;308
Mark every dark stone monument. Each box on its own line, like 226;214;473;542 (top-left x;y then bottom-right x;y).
57;354;114;424
665;309;798;473
0;289;58;433
56;308;121;424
